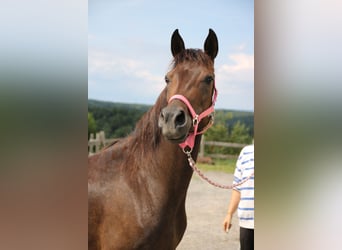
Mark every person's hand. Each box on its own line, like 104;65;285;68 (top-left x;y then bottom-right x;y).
223;213;233;233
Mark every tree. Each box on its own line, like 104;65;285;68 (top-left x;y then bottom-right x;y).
205;123;230;155
88;112;97;138
229;121;251;144
205;123;229;142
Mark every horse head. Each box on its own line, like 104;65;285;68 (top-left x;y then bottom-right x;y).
158;29;218;151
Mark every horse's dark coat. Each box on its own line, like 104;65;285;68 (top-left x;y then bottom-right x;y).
88;29;218;250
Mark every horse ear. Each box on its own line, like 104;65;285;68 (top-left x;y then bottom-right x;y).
204;29;218;60
171;29;185;57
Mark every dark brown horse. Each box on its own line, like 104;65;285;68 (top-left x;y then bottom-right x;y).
88;29;218;250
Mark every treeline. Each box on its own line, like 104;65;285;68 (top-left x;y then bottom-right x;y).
88;99;150;138
204;110;254;155
88;99;254;154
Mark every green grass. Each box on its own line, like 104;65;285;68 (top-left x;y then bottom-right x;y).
197;158;237;173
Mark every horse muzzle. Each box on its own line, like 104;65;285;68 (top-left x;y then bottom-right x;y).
158;104;192;143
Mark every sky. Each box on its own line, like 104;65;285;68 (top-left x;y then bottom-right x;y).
88;0;254;111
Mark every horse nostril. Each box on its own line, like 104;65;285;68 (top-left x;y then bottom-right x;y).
160;109;168;123
175;110;186;128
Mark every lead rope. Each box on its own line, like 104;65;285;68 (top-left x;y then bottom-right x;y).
185;151;254;189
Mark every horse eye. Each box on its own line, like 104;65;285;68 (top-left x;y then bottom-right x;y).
204;76;214;84
165;75;170;84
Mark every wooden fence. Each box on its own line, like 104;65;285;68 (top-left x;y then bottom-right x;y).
88;131;247;158
88;131;117;155
199;137;247;159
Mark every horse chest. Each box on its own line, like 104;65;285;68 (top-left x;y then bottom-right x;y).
95;178;188;250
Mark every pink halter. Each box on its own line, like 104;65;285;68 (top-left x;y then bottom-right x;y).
168;83;218;153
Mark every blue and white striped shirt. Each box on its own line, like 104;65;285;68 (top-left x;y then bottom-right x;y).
233;144;254;229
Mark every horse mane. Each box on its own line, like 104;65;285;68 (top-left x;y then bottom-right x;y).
107;88;168;190
171;49;213;68
130;88;167;154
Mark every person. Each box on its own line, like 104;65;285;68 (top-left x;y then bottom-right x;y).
223;144;254;250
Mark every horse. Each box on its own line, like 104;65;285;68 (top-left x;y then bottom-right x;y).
88;29;219;250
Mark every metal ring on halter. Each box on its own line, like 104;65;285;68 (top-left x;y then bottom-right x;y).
209;112;215;122
182;146;192;154
206;114;213;125
208;118;214;126
192;115;199;127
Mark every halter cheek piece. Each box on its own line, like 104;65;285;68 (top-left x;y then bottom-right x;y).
168;82;218;153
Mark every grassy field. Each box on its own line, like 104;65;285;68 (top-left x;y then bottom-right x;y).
197;158;237;174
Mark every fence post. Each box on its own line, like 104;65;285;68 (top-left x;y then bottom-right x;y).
99;130;106;147
89;133;95;154
199;135;205;157
95;132;101;153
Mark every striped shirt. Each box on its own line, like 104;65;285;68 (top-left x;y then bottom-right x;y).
233;144;254;229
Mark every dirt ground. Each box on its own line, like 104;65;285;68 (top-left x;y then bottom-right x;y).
177;172;240;250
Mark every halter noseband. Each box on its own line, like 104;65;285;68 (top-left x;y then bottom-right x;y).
168;83;218;153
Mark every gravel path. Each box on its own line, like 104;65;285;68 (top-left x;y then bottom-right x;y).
177;172;240;250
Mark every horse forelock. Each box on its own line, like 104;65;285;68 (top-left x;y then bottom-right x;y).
171;49;213;69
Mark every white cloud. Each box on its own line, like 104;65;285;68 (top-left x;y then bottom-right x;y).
89;49;162;83
214;52;254;110
217;53;254;83
88;33;96;40
236;43;247;51
88;49;165;103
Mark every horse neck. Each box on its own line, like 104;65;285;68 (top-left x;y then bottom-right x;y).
154;134;202;194
132;89;202;193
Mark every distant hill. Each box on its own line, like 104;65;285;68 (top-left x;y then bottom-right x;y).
88;99;151;112
88;99;254;139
